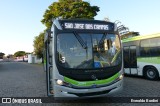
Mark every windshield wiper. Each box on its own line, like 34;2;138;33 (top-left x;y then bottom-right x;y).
73;32;87;49
98;33;107;47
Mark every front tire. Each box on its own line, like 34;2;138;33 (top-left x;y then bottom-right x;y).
144;67;159;80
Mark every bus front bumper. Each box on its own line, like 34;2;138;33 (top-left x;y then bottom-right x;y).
54;79;123;97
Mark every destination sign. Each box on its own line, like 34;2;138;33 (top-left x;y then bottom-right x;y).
62;22;114;31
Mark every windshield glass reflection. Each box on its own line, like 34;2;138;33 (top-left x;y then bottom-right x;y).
57;33;121;69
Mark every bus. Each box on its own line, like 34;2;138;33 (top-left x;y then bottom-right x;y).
44;19;123;97
122;33;160;80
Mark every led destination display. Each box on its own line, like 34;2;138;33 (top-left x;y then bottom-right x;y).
61;22;114;31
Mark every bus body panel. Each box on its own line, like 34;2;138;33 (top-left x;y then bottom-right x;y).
52;58;124;97
54;78;123;97
122;33;160;79
124;58;160;78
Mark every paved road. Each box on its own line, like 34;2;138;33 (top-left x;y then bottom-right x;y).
0;62;160;106
0;62;46;97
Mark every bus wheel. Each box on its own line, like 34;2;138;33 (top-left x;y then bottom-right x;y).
144;67;159;80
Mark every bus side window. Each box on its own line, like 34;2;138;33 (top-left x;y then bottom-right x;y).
149;38;160;56
158;39;160;55
140;38;160;57
140;39;150;57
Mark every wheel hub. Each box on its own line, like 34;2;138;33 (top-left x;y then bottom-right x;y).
147;69;155;78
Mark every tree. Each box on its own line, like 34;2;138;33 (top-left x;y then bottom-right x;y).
14;51;26;57
121;31;140;40
0;52;5;59
0;52;5;56
41;0;100;28
33;32;44;59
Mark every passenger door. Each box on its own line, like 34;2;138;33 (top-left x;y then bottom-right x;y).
129;46;138;74
123;46;130;74
123;46;138;75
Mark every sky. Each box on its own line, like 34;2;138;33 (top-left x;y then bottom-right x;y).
0;0;160;55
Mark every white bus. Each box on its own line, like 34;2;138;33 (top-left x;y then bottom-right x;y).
44;19;123;97
122;33;160;80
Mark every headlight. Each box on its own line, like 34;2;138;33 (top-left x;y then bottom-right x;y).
119;74;123;80
56;79;63;85
56;79;71;87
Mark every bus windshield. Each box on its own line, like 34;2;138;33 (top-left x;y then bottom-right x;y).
57;33;121;69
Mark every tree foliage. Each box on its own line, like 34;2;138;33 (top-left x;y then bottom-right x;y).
0;52;5;56
14;51;26;57
33;32;44;58
41;0;100;28
121;31;140;40
0;52;5;59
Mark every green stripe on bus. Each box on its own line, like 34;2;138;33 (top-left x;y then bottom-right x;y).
122;33;160;43
64;72;119;87
137;57;160;64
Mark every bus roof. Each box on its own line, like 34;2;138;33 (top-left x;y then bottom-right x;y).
122;33;160;43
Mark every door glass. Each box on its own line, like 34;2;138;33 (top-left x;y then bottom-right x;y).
123;47;130;68
130;46;137;68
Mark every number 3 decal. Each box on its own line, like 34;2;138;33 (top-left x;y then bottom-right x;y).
61;57;65;63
